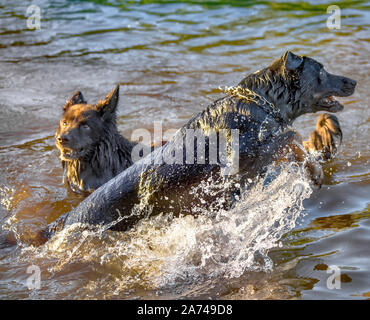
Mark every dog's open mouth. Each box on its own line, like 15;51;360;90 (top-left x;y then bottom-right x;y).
317;95;344;112
60;148;83;160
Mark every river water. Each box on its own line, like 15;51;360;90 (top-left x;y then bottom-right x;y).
0;0;369;299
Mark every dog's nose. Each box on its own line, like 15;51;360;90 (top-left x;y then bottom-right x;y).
344;78;356;87
348;79;356;87
56;135;69;144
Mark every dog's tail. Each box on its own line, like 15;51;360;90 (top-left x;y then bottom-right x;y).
303;113;343;160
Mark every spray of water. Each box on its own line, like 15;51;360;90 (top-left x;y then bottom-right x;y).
17;161;311;298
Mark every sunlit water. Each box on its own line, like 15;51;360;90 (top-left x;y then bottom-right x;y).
0;0;369;299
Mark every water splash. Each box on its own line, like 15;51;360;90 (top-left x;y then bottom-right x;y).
0;186;16;212
19;161;311;298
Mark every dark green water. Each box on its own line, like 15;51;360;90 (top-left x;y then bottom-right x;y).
0;0;369;299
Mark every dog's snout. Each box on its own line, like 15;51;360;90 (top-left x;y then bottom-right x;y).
56;134;69;144
338;76;357;97
344;77;357;87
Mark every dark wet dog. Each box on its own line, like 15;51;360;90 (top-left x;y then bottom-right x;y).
46;51;356;237
56;86;136;193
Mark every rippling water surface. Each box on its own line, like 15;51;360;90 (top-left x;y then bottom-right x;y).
0;0;369;299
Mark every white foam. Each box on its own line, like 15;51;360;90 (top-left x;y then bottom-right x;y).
30;161;311;295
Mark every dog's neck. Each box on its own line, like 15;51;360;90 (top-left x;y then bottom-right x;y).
239;68;303;126
63;130;134;193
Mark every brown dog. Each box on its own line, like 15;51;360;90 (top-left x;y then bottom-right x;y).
55;86;137;193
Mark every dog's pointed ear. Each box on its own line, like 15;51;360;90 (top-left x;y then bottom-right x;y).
95;85;119;120
283;51;303;71
64;91;86;112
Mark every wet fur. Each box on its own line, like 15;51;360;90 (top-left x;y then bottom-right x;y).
46;51;356;237
56;86;136;193
303;113;343;160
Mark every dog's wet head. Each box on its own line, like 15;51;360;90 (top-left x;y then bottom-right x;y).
280;52;356;114
55;86;119;161
300;57;356;113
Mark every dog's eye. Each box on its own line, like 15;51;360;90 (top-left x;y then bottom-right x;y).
62;120;68;126
319;69;326;79
318;70;326;84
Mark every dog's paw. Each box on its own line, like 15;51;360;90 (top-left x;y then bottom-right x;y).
303;113;342;160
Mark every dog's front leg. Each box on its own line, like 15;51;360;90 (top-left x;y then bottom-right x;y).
259;130;324;187
303;113;343;161
284;113;343;187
